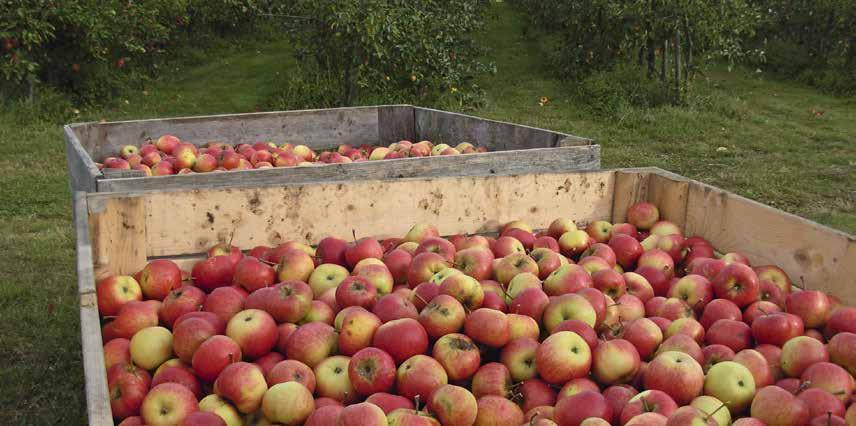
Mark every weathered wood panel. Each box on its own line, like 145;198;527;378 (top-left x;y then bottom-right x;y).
646;171;690;230
95;145;600;193
611;170;651;223
64;126;101;193
74;106;385;160
684;180;856;301
414;107;584;151
377;105;415;144
88;196;148;277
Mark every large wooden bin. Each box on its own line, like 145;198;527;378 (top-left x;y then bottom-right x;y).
64;105;599;193
72;168;856;424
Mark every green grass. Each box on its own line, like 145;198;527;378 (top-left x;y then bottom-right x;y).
0;2;854;423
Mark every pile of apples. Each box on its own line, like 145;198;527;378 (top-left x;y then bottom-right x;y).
97;201;856;426
99;134;488;176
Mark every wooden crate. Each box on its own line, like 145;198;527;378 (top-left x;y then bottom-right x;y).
64;105;599;193
72;167;856;424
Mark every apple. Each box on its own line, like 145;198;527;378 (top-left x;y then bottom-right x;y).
786;290;830;329
701;344;735;373
667;274;713;312
593;269;626;299
516;379;557;413
801;362;854;404
192;256;238;292
403;223;439;244
644;351;704;405
657;297;694;321
625;272;655;302
286;322;338;368
732;349;773;390
432;333;481;380
267;359;316;392
620;390;679;424
136;259;182;301
699;299;742;329
664;406;719;426
464;308;510;348
373;318;429;364
213;361;267;413
408;252;449;287
191;335;241;382
274;250;314;283
173;316;219;364
627;202;660;230
636;266;671;297
622;318;663;360
602;385;638;422
306;264;349;298
335;276;378;309
104;338;132;370
141;383;198;425
224;309;277;359
261;381;314;425
754;265;792;295
585;220;614;243
743;300;782;325
313;355;356;403
591;338;640;385
338;308;381;356
533;236;561;252
655;334;703;365
345;237;384;269
337;402;387;426
474;396;524;426
372;293;418;322
348;347;396;395
316;237;349;266
232;257;275;293
383;249;414;286
559;230;593;257
499;337;539;381
638;249;676;280
510;287;550;323
299;299;335;325
827;306;856;335
751;312;804;346
159;285;206;328
395;354;448;401
808;415;846;426
472;362;512;398
202;286;246;324
452;246;494;281
418;294;465;338
703;361;756;415
536;331;592;385
366;392;414;414
689;396;731;426
712;263;760;308
624;412;667;425
129;326;173;371
609;234;644;269
427;384;478;426
555;390;613;426
828;332;856;376
543;264;593;296
107;363;150;419
96;275;143;316
706;319;752;352
438;273;485;310
665;318;705;344
181;411;226;426
493;253;539;285
780;335;828;377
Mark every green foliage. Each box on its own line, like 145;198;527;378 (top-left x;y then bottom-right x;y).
283;0;493;107
575;63;668;116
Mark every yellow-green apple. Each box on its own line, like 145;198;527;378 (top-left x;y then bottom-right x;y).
428;384;477;426
645;351;704;405
555;390;613;426
703;361;756;414
749;385;809;426
592;338;641;385
499;337;539;381
438;273;484;310
141;383;198;425
502;228;536;250
712;263;760;308
785;290;830;329
471;362;512;398
104;338;132;370
159;285;206;328
366;392;414;414
384;249;414;286
286;322;337;368
506;272;541;301
548;218;577;238
519;379;557;413
173;143;197;169
308;264;349;298
625;272;655;302
130;326;173;370
474;396;524;426
609;234;644;270
107;363;151;419
536;331;592;385
291;144;314;161
533;236;560;252
780;335;828;377
232;257;275;293
299;300;335;325
558;230;592;257
827;332;856;376
620;390;678;424
259;381;314;425
370;147;390;160
603;385;638;422
396;354;448;400
501;219;533;234
802;362;854;403
578;256;612;276
543;264;592;296
754;265;792;295
372;293;418;322
136;259;183;301
274;250;313;283
403;223;439;244
459;235;492;251
750;311;803;346
720;252;750;265
338;308;381;356
317;237;349;266
429;267;461;285
415;237;456;262
494;253;539;285
348;347;396;395
622;318;663;360
543;293;597;333
507;313;539;340
372;318;429;364
464;308;510;348
655;334;704;364
690;396;730;426
432;333;481;380
267;359;316;392
667;274;713;312
345;237;384;269
418;294;465;338
155;135;181;154
655;234;685;264
593;269;626;299
650;220;681;236
586;220;614;243
313;355;356;403
97;275;143;316
530;248;562;279
617;294;646;322
354;264;394;296
202;287;245;324
225;309;276;359
408;252;448;287
699;299;742;329
510;287;550;323
665;318;705;344
151;365;200;398
627;202;660;230
733;349;773;389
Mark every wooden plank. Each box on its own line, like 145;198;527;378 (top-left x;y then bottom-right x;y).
74;192;98;294
377;105;415;144
80;293;114;425
87;171;616;263
88;196;148;277
95;145;601;193
102;169;145;179
414;107;572;151
77;106;386;160
64;126;101;193
646;171;690;230
684;180;856;303
611;170;651;223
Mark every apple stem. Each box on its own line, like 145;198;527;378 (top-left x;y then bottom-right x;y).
641;397;651;413
797;381;811;394
413;395;421;412
704;402;728;420
259;258;277;266
412;292;429;307
228;228;235;246
352;229;358;244
607;302;622;308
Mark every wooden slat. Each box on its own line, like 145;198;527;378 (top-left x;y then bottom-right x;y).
646;171;690;230
76;106;387;160
611;170;651;223
64;126;101;193
684;180;856;303
88;196;148;277
95;145;601;193
414;107;573;151
377;105;415;144
88;171;617;263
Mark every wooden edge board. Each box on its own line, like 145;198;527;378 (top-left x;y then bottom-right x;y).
412;106;582;141
94;145;600;193
646;172;690;230
611;170;651;223
74;192;98;294
64;126;102;192
88;196;148;276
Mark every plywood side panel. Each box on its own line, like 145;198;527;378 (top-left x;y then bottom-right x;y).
130;171;616;259
647;172;690;229
88;196;148;277
80;107;384;160
377;105;415;144
611;171;650;223
685;181;856;303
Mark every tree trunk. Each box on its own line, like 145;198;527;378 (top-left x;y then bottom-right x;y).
661;38;668;99
674;27;681;104
646;0;656;78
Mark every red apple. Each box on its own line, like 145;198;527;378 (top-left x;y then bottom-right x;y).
348;347;396;395
555;390;613;426
373;318;429;364
97;275;143;316
286;322;338;368
203;286;246;324
396;354;448;400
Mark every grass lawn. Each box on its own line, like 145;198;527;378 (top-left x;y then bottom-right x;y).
0;2;853;423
